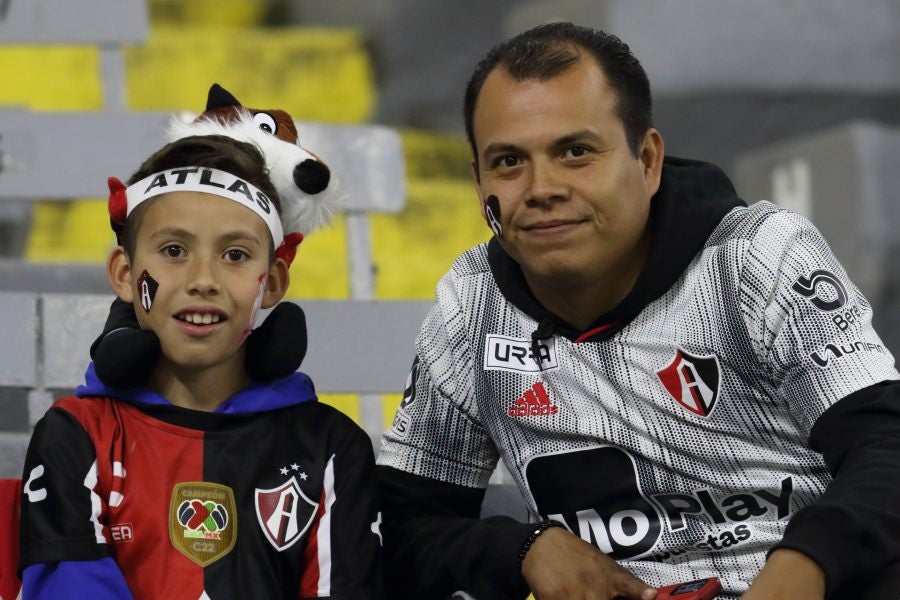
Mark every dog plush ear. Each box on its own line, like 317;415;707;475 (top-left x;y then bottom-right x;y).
206;83;241;111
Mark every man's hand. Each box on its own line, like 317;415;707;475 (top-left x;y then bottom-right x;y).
741;548;825;600
521;527;657;600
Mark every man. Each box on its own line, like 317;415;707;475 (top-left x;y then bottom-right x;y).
377;22;900;600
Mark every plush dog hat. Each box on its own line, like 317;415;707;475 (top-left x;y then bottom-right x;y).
108;84;340;266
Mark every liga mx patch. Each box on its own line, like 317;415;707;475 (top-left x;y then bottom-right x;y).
657;348;721;417
169;482;237;567
255;476;318;552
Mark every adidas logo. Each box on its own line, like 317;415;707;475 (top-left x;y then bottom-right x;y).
508;381;558;417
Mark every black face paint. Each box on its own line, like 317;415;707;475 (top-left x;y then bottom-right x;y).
137;270;159;313
485;195;503;238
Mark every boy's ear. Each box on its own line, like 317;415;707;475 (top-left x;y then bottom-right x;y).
262;257;290;309
107;247;135;303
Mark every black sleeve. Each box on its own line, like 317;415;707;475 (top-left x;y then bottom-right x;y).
773;379;900;594
19;408;110;570
377;465;536;600
308;421;383;600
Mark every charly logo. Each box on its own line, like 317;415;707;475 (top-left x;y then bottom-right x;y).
791;270;848;312
525;446;663;560
657;349;721;418
169;482;237;566
255;476;318;552
484;335;558;373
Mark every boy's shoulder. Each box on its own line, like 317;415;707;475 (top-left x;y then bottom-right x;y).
290;400;373;448
51;394;120;424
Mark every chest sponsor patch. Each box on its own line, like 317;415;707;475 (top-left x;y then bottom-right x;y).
525;446;662;559
484;334;558;373
169;482;237;567
255;476;318;552
657;348;721;418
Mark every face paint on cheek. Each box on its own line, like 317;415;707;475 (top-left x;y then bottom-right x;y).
485;195;503;238
242;273;268;340
136;270;159;313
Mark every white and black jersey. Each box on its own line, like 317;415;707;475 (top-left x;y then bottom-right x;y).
377;157;900;599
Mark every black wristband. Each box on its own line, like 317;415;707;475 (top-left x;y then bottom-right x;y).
517;521;563;567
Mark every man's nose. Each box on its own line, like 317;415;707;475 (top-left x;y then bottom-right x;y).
526;159;567;205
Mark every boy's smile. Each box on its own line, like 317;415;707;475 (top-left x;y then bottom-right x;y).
108;190;288;401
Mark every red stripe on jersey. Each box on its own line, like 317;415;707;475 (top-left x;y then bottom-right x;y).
55;396;206;599
574;320;621;343
298;487;327;597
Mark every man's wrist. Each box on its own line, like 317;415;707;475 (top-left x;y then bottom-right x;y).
517;521;564;567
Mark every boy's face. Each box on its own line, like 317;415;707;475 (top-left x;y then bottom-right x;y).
108;191;289;373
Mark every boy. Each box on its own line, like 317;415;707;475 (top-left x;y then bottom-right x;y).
19;135;382;599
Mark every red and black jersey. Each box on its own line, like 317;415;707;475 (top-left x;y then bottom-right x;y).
20;372;381;599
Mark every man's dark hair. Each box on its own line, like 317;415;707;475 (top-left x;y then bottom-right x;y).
120;135;281;259
463;22;653;164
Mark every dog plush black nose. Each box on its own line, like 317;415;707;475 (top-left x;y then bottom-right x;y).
294;159;331;195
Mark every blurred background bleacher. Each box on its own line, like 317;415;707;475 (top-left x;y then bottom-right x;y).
1;0;898;482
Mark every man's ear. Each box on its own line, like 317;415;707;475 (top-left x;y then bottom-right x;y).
107;247;135;303
640;128;665;197
472;161;489;222
262;257;290;309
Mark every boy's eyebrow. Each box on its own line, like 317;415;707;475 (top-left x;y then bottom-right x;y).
150;227;196;242
218;229;265;246
149;227;264;246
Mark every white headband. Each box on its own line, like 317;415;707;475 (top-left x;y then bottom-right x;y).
125;167;284;244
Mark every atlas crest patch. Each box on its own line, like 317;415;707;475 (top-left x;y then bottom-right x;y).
169;482;237;566
255;475;318;552
657;348;721;418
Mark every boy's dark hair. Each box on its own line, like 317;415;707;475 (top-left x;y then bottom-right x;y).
120;135;281;259
463;22;653;165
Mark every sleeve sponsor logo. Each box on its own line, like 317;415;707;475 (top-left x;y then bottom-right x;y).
390;356;419;440
791;270;848;312
809;339;888;369
23;464;47;503
484;334;558;373
656;349;721;418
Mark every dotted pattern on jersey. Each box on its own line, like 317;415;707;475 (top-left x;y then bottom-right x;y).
378;201;899;594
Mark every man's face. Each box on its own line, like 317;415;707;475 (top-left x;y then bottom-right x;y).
472;56;663;290
110;191;286;373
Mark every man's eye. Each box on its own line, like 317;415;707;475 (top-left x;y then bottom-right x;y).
163;245;185;258
494;155;520;169
565;145;590;158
